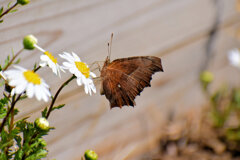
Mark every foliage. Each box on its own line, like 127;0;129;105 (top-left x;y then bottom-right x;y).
0;1;98;159
0;1;20;23
0;58;51;159
200;70;240;148
0;118;49;159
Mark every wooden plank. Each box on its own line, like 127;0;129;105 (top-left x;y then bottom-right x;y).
46;30;240;159
50;14;240;160
8;0;238;119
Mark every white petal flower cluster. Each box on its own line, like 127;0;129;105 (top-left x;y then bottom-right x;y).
34;44;65;77
3;48;97;102
4;66;51;102
59;52;96;95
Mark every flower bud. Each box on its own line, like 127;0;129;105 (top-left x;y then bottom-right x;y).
23;35;38;50
35;117;49;131
17;0;30;5
84;150;98;160
200;71;214;84
200;71;214;90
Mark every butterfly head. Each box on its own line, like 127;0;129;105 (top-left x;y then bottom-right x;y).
103;56;110;67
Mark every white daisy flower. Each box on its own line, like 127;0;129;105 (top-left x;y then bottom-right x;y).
228;48;240;69
59;52;96;95
34;44;65;77
4;66;51;102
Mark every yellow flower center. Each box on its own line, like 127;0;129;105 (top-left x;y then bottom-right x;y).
74;61;90;78
44;51;57;64
23;70;41;85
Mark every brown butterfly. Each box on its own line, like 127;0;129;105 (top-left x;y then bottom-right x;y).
100;34;164;108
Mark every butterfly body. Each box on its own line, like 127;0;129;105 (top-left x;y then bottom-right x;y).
100;56;163;108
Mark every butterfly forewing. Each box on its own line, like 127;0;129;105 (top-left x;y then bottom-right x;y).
100;56;163;108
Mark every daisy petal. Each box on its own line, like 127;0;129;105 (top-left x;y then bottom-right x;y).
72;52;80;61
14;81;27;94
90;72;96;78
26;83;34;98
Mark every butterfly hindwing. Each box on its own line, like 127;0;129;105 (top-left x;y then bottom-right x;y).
101;56;163;108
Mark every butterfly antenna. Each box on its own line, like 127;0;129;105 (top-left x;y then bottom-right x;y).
107;33;113;60
107;43;110;59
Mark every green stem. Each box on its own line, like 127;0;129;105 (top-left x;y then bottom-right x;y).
46;75;75;119
33;65;41;72
6;102;14;158
9;106;14;132
0;94;21;133
0;2;18;19
3;48;24;71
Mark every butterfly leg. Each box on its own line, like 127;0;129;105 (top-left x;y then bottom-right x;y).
89;61;103;72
